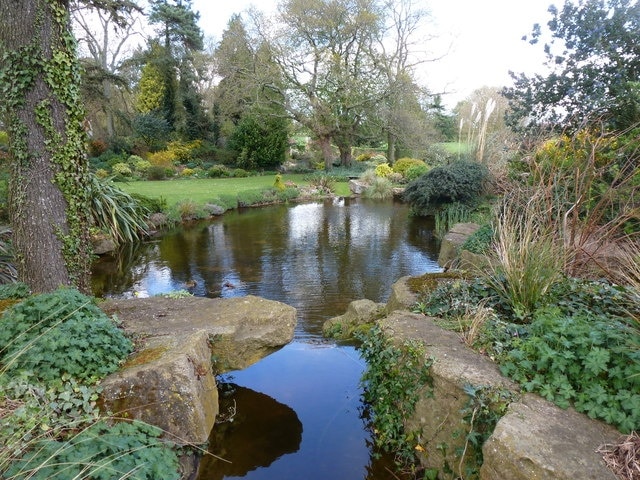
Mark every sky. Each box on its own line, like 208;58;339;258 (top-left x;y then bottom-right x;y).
190;0;562;109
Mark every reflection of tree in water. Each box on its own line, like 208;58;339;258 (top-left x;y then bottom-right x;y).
196;383;303;480
92;241;156;297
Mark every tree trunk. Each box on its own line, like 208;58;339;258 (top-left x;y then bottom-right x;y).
387;132;397;164
338;143;353;167
317;135;333;171
0;0;93;293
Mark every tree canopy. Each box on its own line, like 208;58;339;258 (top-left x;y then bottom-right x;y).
503;0;640;133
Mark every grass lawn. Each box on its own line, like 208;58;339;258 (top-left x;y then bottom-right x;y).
117;173;351;205
435;142;472;155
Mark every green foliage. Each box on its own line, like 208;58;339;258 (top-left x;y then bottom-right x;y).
0;288;132;382
111;162;133;176
231;168;249;178
433;202;472;240
456;384;517;478
403;161;490;215
392;158;428;176
504;0;640;132
498;307;640;433
414;275;640;433
228;111;288;169
374;162;393;178
129;193;167;214
4;420;180;480
0;282;30;299
457;385;517;477
364;177;393;200
88;174;149;244
461;224;494;254
236;189;269;207
207;165;231;178
358;325;433;467
404;164;430;182
147;165;167;180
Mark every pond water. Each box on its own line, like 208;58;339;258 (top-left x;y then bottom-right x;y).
92;197;442;480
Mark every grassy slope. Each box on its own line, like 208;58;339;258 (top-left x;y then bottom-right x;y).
117;173;351;205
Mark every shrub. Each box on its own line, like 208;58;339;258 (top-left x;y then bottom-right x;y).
132;157;151;173
147;165;166;180
403;160;490;215
369;154;388;165
0;288;132;382
404;164;430;181
393;158;427;176
232;168;249;178
180;167;195;177
95;168;109;179
237;189;268;207
356;152;374;162
274;174;286;191
111;162;132;176
147;149;176;167
88;139;108;157
207;165;231;178
364;177;394;200
374;163;393;178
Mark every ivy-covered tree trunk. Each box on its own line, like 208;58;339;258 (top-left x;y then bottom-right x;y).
0;0;93;293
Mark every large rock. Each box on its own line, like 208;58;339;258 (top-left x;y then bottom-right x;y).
99;295;297;445
322;298;385;338
481;394;618;480
384;276;419;313
99;330;218;445
378;311;621;479
380;311;517;475
438;222;480;268
101;295;297;372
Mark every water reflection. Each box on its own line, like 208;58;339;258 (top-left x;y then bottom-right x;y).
197;384;303;479
92;198;441;480
93;198;440;339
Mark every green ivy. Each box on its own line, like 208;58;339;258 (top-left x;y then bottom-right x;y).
0;288;132;382
357;325;434;467
3;420;180;480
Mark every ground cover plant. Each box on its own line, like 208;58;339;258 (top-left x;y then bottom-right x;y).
413;272;640;434
0;287;182;479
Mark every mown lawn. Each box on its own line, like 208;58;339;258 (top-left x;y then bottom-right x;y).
117;173;351;205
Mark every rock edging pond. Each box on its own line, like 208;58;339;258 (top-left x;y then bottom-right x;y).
326;276;621;479
98;295;297;445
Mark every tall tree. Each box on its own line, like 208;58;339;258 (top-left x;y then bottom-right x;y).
256;0;385;169
212;14;256;146
375;0;433;162
503;0;640;133
71;0;143;138
0;0;94;292
148;0;208;139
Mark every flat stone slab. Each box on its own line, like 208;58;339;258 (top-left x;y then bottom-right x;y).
101;295;297;371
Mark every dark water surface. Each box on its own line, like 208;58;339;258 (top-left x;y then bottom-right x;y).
92;197;441;479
